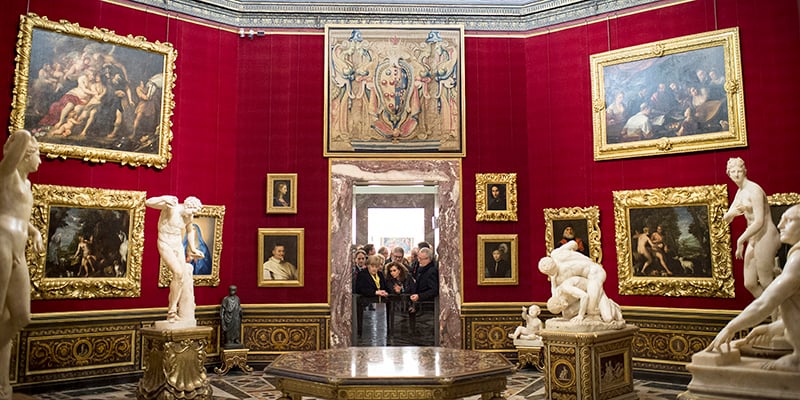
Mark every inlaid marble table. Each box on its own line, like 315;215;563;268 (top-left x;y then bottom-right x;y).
265;346;515;400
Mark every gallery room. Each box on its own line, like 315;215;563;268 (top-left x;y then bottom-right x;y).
1;0;799;398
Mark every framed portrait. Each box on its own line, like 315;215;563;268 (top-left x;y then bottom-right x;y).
323;24;466;158
475;173;518;222
590;28;746;161
613;184;733;297
10;13;177;169
544;206;602;264
258;228;304;287
266;174;297;214
768;192;800;270
158;205;225;287
27;184;146;299
477;234;518;286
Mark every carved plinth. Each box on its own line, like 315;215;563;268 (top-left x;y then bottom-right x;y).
540;325;638;400
215;348;253;376
516;345;544;371
137;326;213;400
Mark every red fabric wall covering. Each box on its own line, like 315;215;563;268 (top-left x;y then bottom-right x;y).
0;0;798;314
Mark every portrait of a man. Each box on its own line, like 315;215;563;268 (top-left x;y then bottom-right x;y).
553;219;589;257
484;241;511;278
262;240;298;280
487;184;507;211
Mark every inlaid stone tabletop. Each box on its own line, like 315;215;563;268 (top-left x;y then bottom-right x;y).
265;346;514;400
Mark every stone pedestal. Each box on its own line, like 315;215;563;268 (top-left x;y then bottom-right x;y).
137;326;213;400
678;347;800;400
215;347;253;375
514;338;544;371
540;325;638;400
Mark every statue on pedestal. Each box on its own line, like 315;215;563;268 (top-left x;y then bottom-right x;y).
0;130;42;400
509;305;542;342
146;195;203;327
220;285;243;348
538;240;624;331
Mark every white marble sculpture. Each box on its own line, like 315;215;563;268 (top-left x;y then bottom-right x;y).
0;130;42;400
509;305;543;343
538;241;624;332
723;157;781;299
146;195;204;328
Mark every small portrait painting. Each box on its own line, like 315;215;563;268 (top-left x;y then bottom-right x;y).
477;234;518;285
486;184;507;211
475;173;518;222
266;174;298;214
258;228;304;287
552;219;590;258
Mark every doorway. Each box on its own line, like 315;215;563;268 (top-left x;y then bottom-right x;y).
328;159;462;348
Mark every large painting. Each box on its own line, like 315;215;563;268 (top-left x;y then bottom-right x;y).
324;24;465;157
10;13;176;169
591;28;746;160
27;184;146;299
613;185;733;297
158;205;225;287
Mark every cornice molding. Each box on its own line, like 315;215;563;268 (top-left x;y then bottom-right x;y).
123;0;663;32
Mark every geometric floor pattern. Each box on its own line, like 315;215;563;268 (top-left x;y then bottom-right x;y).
25;368;689;399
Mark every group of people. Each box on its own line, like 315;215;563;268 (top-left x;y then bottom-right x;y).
634;225;673;276
350;242;439;315
607;67;729;142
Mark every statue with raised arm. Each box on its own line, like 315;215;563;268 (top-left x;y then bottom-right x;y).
146;195;203;327
508;305;543;341
707;204;800;372
723;157;781;299
0;130;43;399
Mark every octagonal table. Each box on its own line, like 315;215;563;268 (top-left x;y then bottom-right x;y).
265;346;514;400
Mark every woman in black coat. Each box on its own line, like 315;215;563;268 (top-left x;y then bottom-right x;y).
355;255;389;298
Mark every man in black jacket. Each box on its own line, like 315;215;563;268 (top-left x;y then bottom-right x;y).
410;247;438;310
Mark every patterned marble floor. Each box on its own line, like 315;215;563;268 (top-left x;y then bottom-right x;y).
23;368;688;400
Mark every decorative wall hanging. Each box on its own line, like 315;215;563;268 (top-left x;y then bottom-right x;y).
477;234;518;286
544;206;602;264
475;173;518;221
613;185;732;297
324;24;465;157
591;28;746;160
258;228;304;287
266;174;298;214
28;184;146;299
10;13;177;169
158;205;225;287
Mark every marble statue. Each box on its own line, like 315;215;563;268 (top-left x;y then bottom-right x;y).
538;240;624;331
723;157;781;299
146;195;203;327
220;285;243;348
508;305;542;341
0;130;42;400
708;204;800;371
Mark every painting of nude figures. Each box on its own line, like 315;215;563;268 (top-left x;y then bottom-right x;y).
591;28;746;161
613;185;733;298
10;13;176;169
324;24;465;157
27;184;146;299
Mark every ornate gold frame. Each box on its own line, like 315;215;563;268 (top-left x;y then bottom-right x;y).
10;13;176;169
477;234;518;286
266;173;298;214
475;173;518;222
544;206;602;264
258;228;304;287
158;205;225;287
767;192;800;270
613;184;733;297
591;28;746;160
28;184;145;299
323;24;466;158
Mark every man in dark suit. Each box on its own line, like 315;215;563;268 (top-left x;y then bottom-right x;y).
486;248;510;278
410;247;438;313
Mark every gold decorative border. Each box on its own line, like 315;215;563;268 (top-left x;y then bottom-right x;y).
266;173;298;214
475;173;518;222
158;205;225;287
257;228;305;287
544;206;603;264
591;28;746;160
477;234;519;286
10;13;176;169
28;184;145;299
613;184;732;297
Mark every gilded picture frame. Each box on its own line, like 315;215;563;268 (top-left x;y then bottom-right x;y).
477;234;518;286
768;192;800;270
324;24;466;157
27;184;146;299
258;228;304;287
158;205;225;287
591;28;746;161
266;173;298;214
10;13;176;169
613;184;733;297
544;206;602;264
475;173;518;222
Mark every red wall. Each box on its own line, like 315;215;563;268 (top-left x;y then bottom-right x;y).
2;0;799;314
